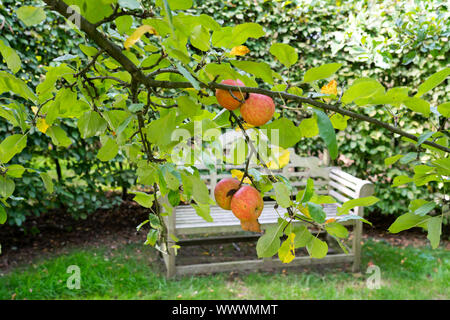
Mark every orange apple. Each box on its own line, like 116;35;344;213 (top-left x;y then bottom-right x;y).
230;185;264;232
240;93;275;126
214;178;241;210
215;79;245;110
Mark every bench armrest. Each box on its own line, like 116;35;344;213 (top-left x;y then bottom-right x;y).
329;167;375;216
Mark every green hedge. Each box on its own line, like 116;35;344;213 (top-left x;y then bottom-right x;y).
0;0;135;226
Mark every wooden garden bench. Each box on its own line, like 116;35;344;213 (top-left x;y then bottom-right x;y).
162;149;374;278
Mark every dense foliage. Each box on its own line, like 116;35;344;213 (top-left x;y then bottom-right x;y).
0;0;134;226
0;0;448;261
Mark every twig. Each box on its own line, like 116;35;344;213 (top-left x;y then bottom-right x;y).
94;7;154;27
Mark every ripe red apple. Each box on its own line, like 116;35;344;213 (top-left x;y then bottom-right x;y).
214;178;241;210
240;93;275;126
215;79;245;111
230;185;264;232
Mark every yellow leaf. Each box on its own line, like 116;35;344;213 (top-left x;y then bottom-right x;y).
230;169;252;184
36;118;49;133
31;106;38;115
124;25;158;50
321;79;338;102
279;233;296;263
230;45;250;56
267;148;290;170
325;218;336;224
299;204;311;218
235;122;255;131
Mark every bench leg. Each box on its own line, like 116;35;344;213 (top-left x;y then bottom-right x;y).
163;242;176;278
352;220;362;273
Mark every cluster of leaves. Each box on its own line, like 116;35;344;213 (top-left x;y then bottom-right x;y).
0;0;448;259
0;0;135;226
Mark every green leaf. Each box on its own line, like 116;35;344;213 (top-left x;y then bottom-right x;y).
115;15;133;34
0;134;27;164
0;176;15;198
0;40;21;74
157;0;192;10
273;182;291;208
385;155;403;166
162;0;174;32
16;6;46;27
336;214;372;225
299;118;318;138
341;78;385;106
427;217;442;249
177;95;201;117
306;237;328;259
314;109;338;160
231;60;274;84
192;203;213;222
415;67;450;98
136;220;149;232
399;152;417;164
296;178;314;204
204;62;241;82
146;109;178;148
269;43;298;68
261;118;302;149
392;175;413;187
337;196;379;215
78;111;108;139
39;172;54;193
413;201;436;216
0;71;37;102
417;131;434;146
330;113;348;130
432;158;450;175
230;23;265;47
388;212;430;233
293;225;313;248
0;205;6;224
256;223;284;258
190;25;210;52
437;102;450;117
403;97;430;116
303;63;342;83
46;126;72;148
368;87;409;106
174;62;200;90
325;222;349;238
6;164;25;178
307;202;326;223
132;191;154;208
145;229;158;246
97;138;119;161
187;174;211;205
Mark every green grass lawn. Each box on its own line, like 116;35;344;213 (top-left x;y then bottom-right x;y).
0;239;448;300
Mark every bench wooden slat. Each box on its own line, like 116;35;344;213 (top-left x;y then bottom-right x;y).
329;189;351;204
175;254;355;276
330;168;364;186
328;180;358;198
